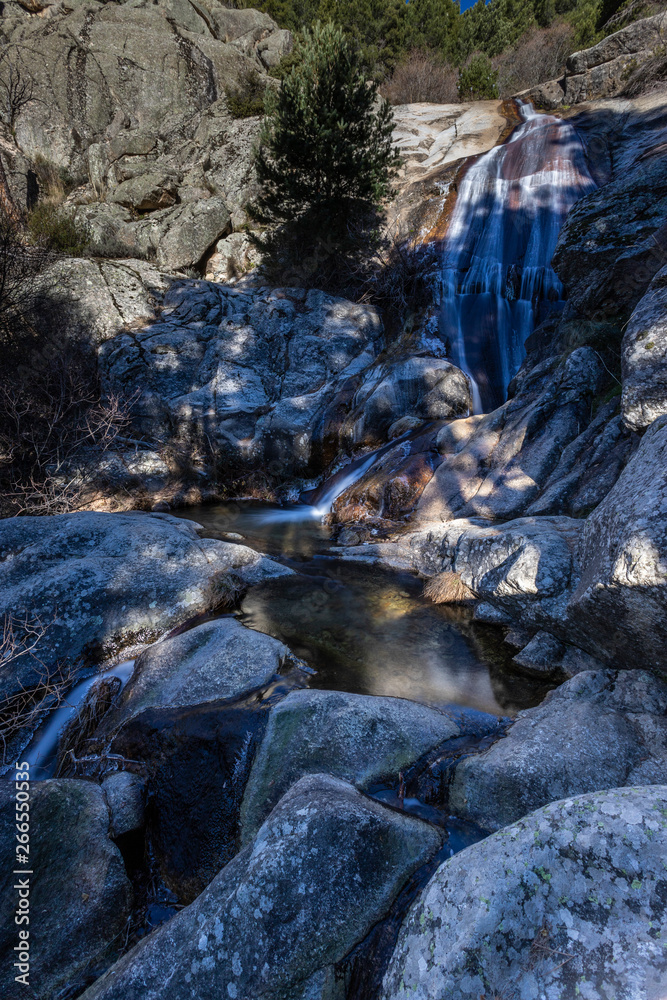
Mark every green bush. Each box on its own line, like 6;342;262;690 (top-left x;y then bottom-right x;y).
225;69;269;118
457;53;499;99
27;204;90;256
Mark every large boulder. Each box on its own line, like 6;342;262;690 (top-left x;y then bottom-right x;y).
100;281;383;474
527;12;667;107
79;774;443;1000
567;414;667;670
382;785;667;1000
622;263;667;431
0;779;132;1000
1;1;288;185
28;257;172;346
0;2;291;254
352;357;470;446
97;618;292;735
564;11;667;104
449;669;667;831
239;689;462;843
0;511;290;705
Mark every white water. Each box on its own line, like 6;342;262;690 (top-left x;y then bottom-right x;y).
23;659;135;779
438;101;596;413
254;446;389;525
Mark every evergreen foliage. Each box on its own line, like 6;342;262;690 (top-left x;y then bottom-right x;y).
250;21;399;284
457;52;499;99
234;0;606;73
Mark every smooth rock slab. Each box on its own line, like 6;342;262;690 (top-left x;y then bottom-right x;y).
622;263;667;431
382;785;667;1000
97;617;291;734
0;511;290;702
240;689;461;843
0;780;132;1000
449;669;667;831
79;774;443;1000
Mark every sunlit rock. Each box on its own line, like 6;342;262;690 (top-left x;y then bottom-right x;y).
622;263;667;431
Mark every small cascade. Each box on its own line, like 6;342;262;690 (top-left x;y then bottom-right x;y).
22;659;136;780
254;444;393;525
438;100;596;412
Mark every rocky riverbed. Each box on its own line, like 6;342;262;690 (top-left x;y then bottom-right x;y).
1;2;667;998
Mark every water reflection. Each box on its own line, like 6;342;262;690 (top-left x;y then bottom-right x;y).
180;502;552;717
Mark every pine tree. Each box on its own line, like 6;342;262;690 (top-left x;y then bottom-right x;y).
250;21;399;282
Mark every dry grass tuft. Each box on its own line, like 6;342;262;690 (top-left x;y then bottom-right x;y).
423;571;476;604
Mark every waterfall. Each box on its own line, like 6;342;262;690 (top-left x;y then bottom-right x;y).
438;100;596;413
254;447;385;525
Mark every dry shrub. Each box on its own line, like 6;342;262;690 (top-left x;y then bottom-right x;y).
622;48;667;97
0;341;133;516
55;675;122;777
380;50;459;106
423;571;476;604
494;22;574;97
0;612;75;768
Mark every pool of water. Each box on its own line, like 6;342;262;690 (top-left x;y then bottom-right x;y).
179;501;553;717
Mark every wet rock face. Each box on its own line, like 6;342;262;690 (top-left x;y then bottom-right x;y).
0;511;290;705
622;263;667;430
382;785;667;1000
100;280;384;475
78;774;443;1000
111;694;272;902
449;669;667;831
0;780;132;1000
239;689;461;843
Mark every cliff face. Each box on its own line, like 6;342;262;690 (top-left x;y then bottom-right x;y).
0;0;291;268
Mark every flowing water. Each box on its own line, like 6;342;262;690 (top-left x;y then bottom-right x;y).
438;101;596;412
19;103;580;783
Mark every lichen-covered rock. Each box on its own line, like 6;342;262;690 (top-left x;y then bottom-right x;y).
79;774;443;1000
526;11;667;107
622;263;667;431
0;780;132;1000
382;785;667;1000
97;618;292;735
564;10;667;103
240;689;462;843
552;93;667;320
568;414;667;671
449;669;667;831
0;511;290;707
29;257;172;345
